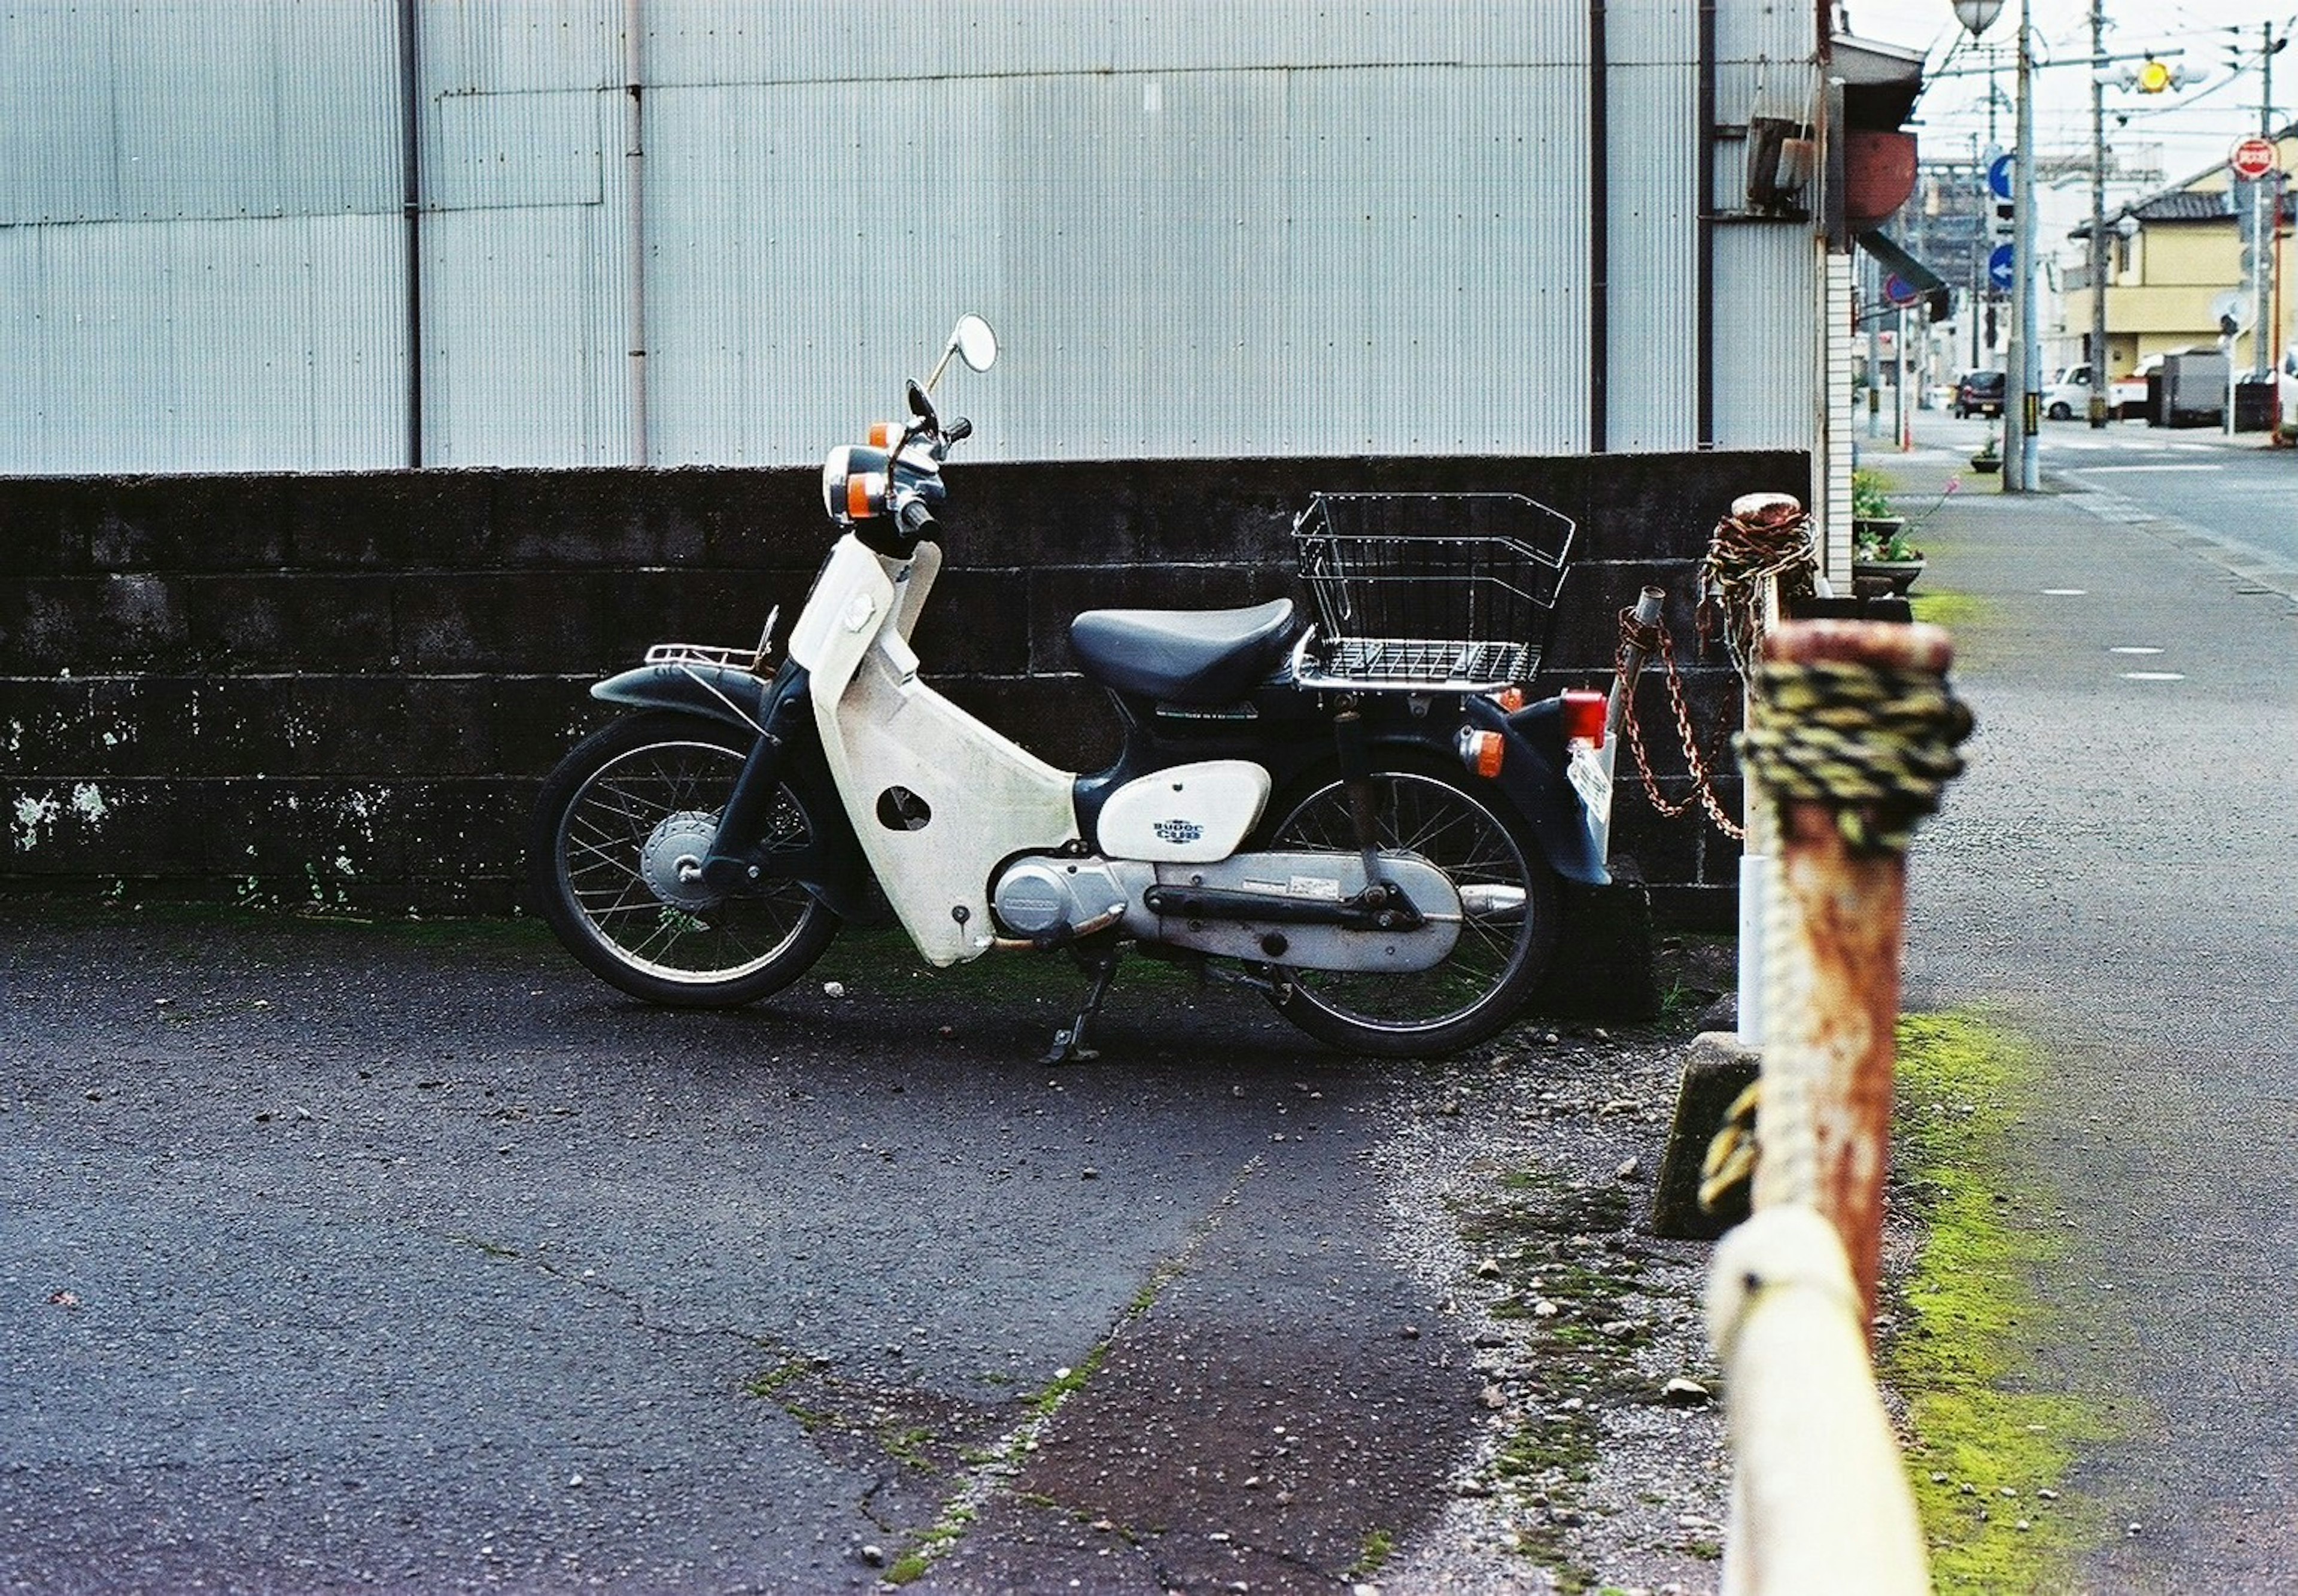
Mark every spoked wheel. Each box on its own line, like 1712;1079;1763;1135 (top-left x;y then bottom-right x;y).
528;712;840;1007
1262;765;1557;1057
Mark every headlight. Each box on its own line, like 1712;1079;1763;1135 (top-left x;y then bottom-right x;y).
819;443;890;523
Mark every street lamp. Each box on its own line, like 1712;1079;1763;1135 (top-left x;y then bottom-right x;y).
1952;0;2005;37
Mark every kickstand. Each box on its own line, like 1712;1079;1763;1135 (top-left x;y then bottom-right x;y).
1044;945;1122;1065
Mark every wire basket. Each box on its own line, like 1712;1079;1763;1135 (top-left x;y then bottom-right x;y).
1290;493;1574;691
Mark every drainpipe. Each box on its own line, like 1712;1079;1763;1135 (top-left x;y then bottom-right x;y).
624;0;649;466
1589;0;1610;454
396;0;424;469
1697;0;1718;447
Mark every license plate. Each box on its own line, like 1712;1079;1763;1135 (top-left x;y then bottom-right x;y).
1567;744;1612;816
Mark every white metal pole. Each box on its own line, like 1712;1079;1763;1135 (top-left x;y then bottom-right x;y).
2009;0;2042;490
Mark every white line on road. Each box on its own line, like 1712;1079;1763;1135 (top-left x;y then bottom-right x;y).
2121;671;2187;681
2066;464;2226;474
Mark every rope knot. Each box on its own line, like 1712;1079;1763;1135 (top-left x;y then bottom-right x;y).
1735;657;1975;855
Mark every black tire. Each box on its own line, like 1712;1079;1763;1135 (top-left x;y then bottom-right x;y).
529;712;841;1007
1259;765;1558;1057
2047;402;2072;421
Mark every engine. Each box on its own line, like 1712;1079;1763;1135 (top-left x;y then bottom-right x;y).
990;856;1147;940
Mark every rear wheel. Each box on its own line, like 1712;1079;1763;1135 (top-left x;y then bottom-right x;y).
529;712;840;1007
1260;766;1557;1057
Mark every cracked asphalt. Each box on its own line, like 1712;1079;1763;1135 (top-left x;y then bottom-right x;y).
0;902;1728;1594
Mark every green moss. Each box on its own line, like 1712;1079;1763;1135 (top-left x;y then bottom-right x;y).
886;1552;929;1583
1031;1343;1110;1416
1886;1012;2127;1593
1348;1528;1397;1577
739;1358;817;1400
1908;588;1988;633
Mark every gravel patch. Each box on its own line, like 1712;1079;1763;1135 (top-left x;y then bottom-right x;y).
1365;1010;1737;1596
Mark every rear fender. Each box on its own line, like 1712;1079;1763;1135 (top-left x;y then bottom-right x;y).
1461;695;1610;886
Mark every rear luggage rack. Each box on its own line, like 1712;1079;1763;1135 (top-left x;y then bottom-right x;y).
1290;493;1574;692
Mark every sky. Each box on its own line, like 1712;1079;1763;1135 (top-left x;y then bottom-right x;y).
1846;0;2298;197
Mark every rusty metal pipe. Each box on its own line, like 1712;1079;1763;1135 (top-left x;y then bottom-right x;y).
1749;618;1958;1324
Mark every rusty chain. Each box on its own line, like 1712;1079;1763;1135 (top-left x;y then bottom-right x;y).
1616;609;1747;843
1613;495;1819;843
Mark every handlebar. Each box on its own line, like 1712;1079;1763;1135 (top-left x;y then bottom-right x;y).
897;495;938;540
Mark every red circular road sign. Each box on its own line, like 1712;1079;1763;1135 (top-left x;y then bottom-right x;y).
2232;136;2279;180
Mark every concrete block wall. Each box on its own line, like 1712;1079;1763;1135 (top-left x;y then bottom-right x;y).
0;452;1801;922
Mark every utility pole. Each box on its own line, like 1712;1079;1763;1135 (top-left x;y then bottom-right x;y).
2007;0;2041;491
2257;21;2281;383
2089;0;2111;426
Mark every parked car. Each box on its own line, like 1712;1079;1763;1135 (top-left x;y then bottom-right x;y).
1953;369;2006;418
2044;364;2101;420
2278;343;2298;438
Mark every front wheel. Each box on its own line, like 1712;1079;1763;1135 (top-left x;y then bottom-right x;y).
528;712;841;1007
1259;766;1558;1057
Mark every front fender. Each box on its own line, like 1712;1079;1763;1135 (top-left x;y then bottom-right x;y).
592;659;883;921
1461;695;1610;886
592;661;773;734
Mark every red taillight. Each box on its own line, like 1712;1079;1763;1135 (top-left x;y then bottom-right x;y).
1457;728;1505;779
1562;688;1607;749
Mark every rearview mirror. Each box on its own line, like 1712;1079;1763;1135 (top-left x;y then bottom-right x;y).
952;314;998;373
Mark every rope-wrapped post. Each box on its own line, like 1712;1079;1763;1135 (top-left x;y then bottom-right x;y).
1734;618;1972;1323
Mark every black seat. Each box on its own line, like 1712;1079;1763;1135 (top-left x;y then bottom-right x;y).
1069;598;1298;705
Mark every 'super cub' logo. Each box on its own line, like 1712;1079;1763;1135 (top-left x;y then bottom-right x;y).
1153;819;1204;845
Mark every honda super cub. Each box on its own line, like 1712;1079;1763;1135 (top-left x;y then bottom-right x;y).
530;315;1625;1057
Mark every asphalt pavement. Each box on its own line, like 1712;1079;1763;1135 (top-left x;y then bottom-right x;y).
1878;412;2298;1590
0;901;1731;1595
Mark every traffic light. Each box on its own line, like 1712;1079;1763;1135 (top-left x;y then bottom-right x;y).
2127;59;2196;93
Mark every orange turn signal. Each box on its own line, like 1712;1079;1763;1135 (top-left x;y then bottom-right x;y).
867;421;898;449
1490;686;1527;713
846;471;886;519
1457;728;1505;780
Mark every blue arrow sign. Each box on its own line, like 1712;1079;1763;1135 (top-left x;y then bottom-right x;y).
1988;242;2016;291
1988;153;2016;202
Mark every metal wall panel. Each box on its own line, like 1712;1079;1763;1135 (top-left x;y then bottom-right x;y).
0;0;399;226
640;0;1553;87
0;214;405;475
422;88;631;467
645;55;1592;465
1606;0;1701;453
1;1;1830;474
424;0;620;95
1710;226;1822;454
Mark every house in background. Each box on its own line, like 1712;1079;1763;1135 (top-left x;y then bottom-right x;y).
2065;130;2298;381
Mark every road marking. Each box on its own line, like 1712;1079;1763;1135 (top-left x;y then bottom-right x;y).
2068;464;2225;474
2110;646;2164;655
2120;671;2187;681
2041;588;2088;595
2064;490;2157;525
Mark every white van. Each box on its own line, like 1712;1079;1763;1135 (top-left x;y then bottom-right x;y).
2042;365;2099;420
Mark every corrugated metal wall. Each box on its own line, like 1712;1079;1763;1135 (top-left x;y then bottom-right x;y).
0;2;405;473
0;0;1828;475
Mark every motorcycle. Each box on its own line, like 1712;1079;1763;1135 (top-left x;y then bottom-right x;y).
528;315;1625;1059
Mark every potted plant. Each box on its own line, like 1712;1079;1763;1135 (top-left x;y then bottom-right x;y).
1969;433;2002;474
1850;467;1904;549
1853;518;1927;595
1847;470;1956;596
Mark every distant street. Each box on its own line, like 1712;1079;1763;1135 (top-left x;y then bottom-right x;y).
1883;409;2298;1591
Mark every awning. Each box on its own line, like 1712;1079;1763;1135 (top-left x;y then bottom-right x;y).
1857;229;1951;320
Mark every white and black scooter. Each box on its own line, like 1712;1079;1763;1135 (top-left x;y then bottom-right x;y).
529;316;1624;1058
